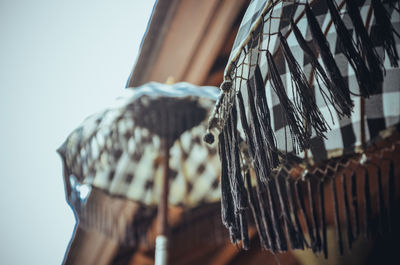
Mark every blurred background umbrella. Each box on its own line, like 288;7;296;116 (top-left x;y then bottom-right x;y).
58;82;222;265
205;0;400;258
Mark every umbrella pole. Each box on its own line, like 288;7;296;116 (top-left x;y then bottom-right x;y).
155;139;170;265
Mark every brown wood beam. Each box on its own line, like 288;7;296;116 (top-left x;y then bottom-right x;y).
128;0;247;87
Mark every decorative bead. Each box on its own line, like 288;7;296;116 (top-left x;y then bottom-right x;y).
220;80;232;92
203;132;215;144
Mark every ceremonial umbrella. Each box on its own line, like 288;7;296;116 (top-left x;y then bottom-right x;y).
205;0;400;258
58;82;221;264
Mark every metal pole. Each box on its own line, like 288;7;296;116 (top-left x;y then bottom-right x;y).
155;139;170;265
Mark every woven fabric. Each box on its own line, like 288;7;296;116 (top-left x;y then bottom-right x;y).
216;0;400;162
58;82;221;208
206;0;400;254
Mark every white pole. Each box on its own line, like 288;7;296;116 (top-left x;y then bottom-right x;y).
154;235;168;265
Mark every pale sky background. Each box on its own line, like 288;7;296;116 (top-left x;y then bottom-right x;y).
0;0;155;264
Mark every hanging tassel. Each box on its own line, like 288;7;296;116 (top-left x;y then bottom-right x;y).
238;92;271;249
388;160;395;232
238;89;275;249
237;91;256;161
256;179;279;251
305;4;354;114
345;0;384;86
376;165;386;235
295;180;315;249
386;0;400;12
229;221;240;244
286;176;307;249
224;124;243;244
276;172;300;249
290;19;351;118
318;180;328;258
351;171;360;239
253;66;279;168
363;167;372;239
239;212;250;250
371;0;400;67
327;0;377;97
246;78;273;182
278;31;329;137
267;179;288;251
341;173;354;250
331;176;344;255
307;176;322;253
266;50;309;151
228;103;248;212
228;102;250;248
218;132;237;239
245;171;271;250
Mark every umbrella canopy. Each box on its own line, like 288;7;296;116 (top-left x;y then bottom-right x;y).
58;82;222;246
205;0;400;256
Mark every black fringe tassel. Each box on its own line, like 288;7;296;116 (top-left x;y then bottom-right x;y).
331;176;344;255
286;176;307;250
256;180;278;251
305;4;354;114
219;132;239;241
351;171;360;238
253;66;279;169
371;0;400;67
388;160;395;232
266;50;308;151
228;103;248;212
376;166;386;235
290;19;352;117
267;179;288;251
246;78;274;182
307;176;322;253
229;103;250;248
326;0;376;97
363;168;372;239
237;91;255;157
296;179;315;249
276;172;300;249
345;0;384;86
245;171;271;249
278;31;328;137
341;173;354;250
318;180;328;258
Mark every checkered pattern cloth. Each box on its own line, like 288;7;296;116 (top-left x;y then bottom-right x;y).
58;82;221;208
215;0;400;162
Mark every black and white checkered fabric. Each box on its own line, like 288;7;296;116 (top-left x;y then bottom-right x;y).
58;82;221;208
205;0;400;253
216;0;400;162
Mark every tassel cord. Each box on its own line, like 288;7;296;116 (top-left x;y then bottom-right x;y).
326;0;376;97
278;31;329;137
266;50;309;151
290;19;350;118
305;4;354;115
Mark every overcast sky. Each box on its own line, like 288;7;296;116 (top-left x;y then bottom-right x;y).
0;1;154;264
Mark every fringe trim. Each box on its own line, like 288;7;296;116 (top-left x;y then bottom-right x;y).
221;131;400;256
371;0;400;67
326;0;376;97
206;0;400;257
267;50;309;151
70;188;231;251
305;3;353;110
278;32;329;138
346;0;384;86
70;187;157;247
290;19;351;118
